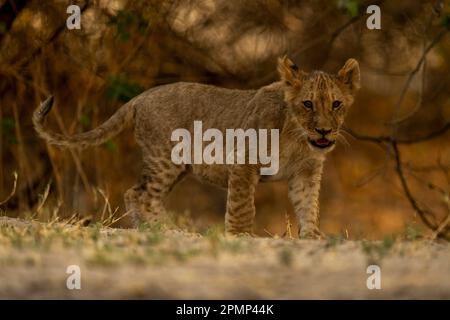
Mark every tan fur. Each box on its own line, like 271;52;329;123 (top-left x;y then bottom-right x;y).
33;57;360;239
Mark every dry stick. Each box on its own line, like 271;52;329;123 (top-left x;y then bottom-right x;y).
95;186;126;227
263;228;275;238
344;130;391;188
391;2;438;124
363;65;411;77
346;125;450;236
34;180;51;218
407;169;450;234
392;51;426;124
392;142;437;231
408;170;448;199
97;188;112;223
104;208;128;228
424;175;450;236
431;213;450;240
284;212;293;240
345;122;450;145
50;200;62;223
13;1;90;70
431;154;450;239
251;15;363;87
390;28;448;129
387;28;447;189
0;172;18;206
162;22;237;79
316;12;365;69
160;0;234;76
252;0;386;87
404;162;450;173
97;188;127;227
353;162;388;188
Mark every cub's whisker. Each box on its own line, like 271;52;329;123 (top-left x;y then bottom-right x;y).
337;133;350;148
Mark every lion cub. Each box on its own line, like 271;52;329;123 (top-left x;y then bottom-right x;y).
33;57;360;239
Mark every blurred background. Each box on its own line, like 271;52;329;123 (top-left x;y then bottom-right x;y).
0;0;449;239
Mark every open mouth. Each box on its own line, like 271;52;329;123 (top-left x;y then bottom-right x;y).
309;138;335;149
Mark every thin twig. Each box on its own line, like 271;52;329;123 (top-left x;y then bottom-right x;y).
250;0;385;87
264;228;275;238
34;180;51;217
344;122;450;145
390;28;448;128
13;1;91;69
430;213;450;240
284;212;293;239
391;2;437;124
97;188;112;223
392;142;437;230
0;172;18;206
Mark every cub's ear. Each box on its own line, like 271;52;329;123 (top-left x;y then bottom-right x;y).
277;56;302;88
337;58;360;94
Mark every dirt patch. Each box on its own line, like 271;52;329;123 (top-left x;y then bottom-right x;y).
0;216;449;299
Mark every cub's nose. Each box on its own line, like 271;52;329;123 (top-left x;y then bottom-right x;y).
315;128;332;136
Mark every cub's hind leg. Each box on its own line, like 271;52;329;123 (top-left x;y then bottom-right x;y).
136;155;186;224
124;185;145;226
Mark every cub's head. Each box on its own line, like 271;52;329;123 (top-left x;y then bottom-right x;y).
278;56;360;153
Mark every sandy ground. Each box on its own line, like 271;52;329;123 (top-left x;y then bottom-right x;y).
0;216;449;299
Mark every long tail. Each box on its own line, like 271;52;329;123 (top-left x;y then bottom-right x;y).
33;96;135;149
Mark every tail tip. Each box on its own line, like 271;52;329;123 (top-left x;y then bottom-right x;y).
40;96;54;116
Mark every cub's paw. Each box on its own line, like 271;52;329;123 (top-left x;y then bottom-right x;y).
225;230;255;238
298;228;325;240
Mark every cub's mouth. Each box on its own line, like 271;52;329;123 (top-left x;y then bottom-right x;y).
308;138;335;149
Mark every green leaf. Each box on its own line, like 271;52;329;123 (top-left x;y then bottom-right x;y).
109;10;149;42
105;74;144;103
104;140;117;153
79;114;91;128
442;14;450;29
337;0;360;17
405;223;422;241
1;117;15;132
0;22;6;34
1;117;17;144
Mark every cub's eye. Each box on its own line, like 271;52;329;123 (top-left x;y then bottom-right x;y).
302;100;313;110
332;100;342;110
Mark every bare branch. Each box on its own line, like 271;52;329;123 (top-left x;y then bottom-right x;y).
390;28;448;127
0;172;18;206
392;142;438;231
12;0;90;69
344;122;450;145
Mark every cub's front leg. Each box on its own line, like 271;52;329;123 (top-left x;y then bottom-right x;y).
225;165;260;235
288;159;325;239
